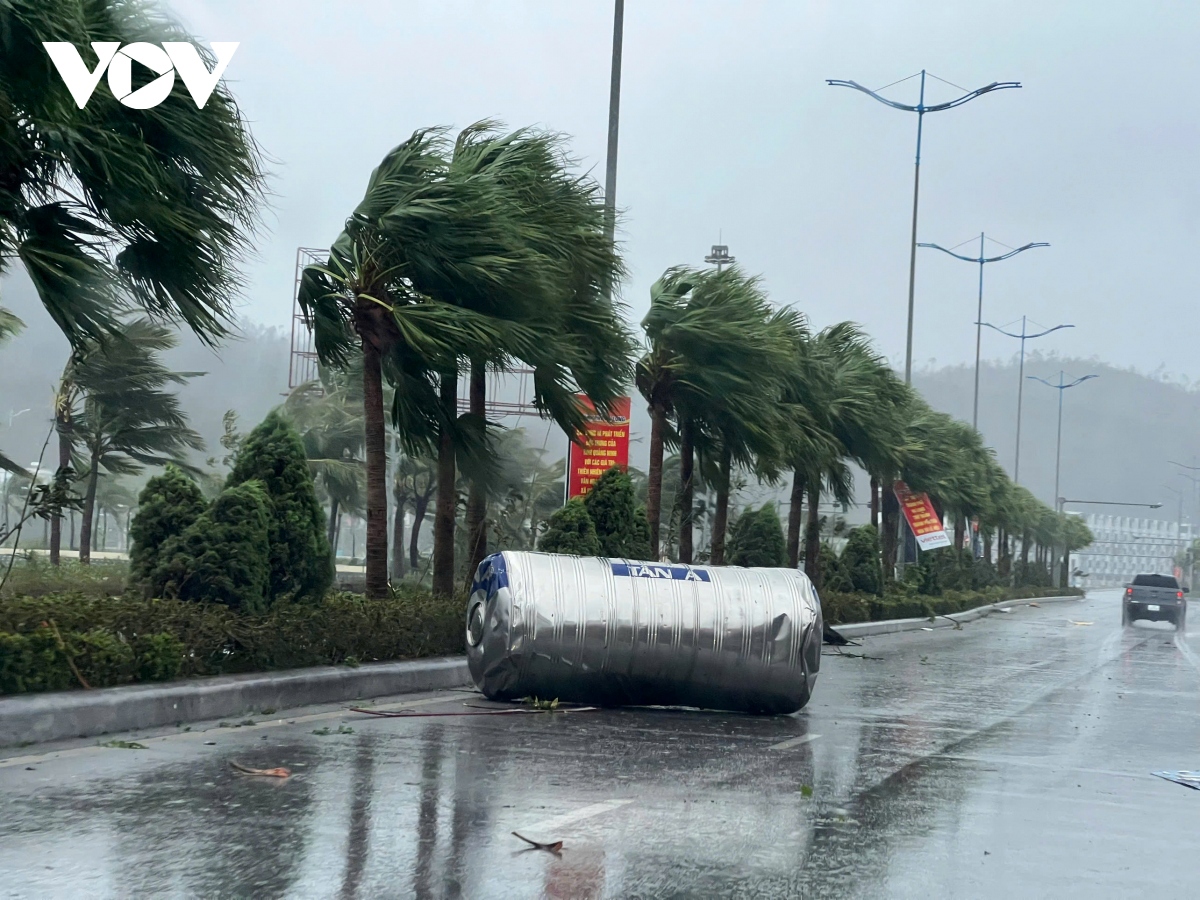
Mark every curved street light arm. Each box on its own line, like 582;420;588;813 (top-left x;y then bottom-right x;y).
1024;323;1074;340
825;79;920;111
922;81;1022;113
826;79;1021;113
978;321;1073;340
916;242;980;263
982;242;1050;263
1170;460;1200;471
919;241;1049;265
1027;373;1098;389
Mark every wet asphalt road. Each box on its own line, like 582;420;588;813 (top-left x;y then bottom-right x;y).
2;589;1200;899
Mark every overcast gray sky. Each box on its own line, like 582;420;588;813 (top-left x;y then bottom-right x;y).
153;0;1200;378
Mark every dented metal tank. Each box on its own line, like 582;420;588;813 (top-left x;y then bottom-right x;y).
465;551;823;715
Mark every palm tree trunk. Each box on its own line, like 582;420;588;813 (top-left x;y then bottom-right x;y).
710;448;732;566
678;418;695;564
870;476;880;529
804;483;821;585
392;498;406;580
953;516;966;551
411;489;432;570
433;369;458;598
787;470;805;568
327;498;339;555
646;402;666;560
983;531;993;565
361;340;389;599
78;453;100;565
49;415;71;566
464;360;488;584
881;485;899;580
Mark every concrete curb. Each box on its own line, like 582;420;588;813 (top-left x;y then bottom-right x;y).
833;593;1084;639
0;655;470;748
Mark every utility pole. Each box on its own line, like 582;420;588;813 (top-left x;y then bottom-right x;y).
919;236;1049;427
979;318;1073;483
603;0;624;252
827;71;1020;384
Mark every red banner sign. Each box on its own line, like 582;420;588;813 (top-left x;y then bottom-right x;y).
893;481;952;551
568;396;632;499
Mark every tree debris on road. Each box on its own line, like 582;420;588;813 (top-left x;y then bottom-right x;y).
228;761;291;778
512;832;563;854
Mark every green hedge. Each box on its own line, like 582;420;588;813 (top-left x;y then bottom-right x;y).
820;584;1084;626
0;586;463;695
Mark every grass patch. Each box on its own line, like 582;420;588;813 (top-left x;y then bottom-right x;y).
0;557;129;600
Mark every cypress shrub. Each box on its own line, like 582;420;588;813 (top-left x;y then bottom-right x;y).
584;466;642;558
128;465;207;589
150;481;273;614
822;542;853;593
726;503;787;568
538;498;602;556
226;410;332;604
840;525;883;595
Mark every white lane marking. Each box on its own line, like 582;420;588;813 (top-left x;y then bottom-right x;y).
0;693;459;769
1174;632;1200;677
520;798;634;838
769;733;822;751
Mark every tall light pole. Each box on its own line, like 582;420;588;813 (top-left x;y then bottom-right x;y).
827;71;1021;384
603;0;624;251
1026;372;1097;508
979;317;1073;483
919;235;1049;426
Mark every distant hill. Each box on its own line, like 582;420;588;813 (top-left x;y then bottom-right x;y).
914;353;1200;523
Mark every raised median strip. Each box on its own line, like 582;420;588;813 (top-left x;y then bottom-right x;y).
0;593;1084;748
833;593;1083;639
0;655;470;748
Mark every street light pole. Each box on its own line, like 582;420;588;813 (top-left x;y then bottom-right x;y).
979;318;1073;483
603;0;624;251
827;71;1021;384
919;236;1049;427
1026;371;1097;507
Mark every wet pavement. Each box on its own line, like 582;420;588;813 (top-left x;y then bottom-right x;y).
3;589;1200;898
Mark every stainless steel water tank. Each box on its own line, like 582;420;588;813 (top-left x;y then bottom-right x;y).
465;551;822;714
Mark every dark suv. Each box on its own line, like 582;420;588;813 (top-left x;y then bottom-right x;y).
1123;573;1187;630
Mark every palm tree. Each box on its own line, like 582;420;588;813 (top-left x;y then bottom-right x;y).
447;125;632;583
784;324;909;580
66;320;204;563
299;128;601;597
637;266;792;563
696;294;799;566
0;0;263;348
